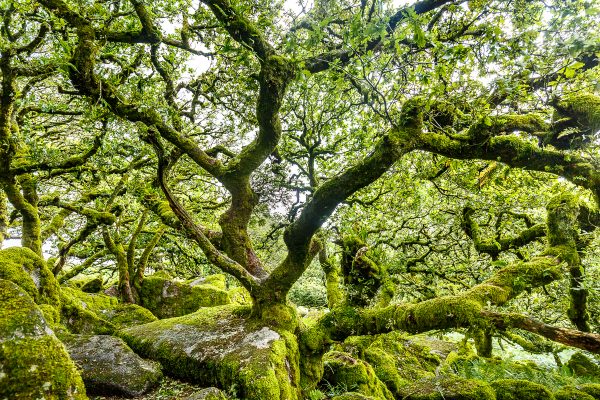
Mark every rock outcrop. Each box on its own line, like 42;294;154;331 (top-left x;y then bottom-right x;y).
0;279;87;400
63;334;162;396
120;304;301;399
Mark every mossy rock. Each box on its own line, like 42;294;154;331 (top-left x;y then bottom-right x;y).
59;287;157;333
139;273;230;318
491;379;555;400
187;274;227;290
335;332;450;396
555;386;595;400
0;247;60;307
331;393;378;400
321;351;394;400
578;383;600;399
100;303;158;329
80;277;104;293
60;288;115;334
63;334;162;396
0;279;87;399
229;286;252;305
567;352;600;378
119;304;301;400
399;376;495;400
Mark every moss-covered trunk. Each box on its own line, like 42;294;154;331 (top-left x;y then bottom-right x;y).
0;190;7;248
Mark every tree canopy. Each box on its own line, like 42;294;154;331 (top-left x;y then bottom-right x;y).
2;0;600;399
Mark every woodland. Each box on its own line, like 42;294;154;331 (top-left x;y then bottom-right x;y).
2;0;600;399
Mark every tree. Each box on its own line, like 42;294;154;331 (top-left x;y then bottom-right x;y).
7;0;600;396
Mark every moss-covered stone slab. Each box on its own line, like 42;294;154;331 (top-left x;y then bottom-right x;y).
119;304;301;400
60;287;157;334
63;334;162;397
399;376;495;400
0;247;60;307
555;386;595;400
0;279;87;400
321;351;394;400
491;379;555;400
139;273;230;318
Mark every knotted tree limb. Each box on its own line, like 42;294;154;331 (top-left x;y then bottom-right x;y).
462;206;546;260
302;193;596;357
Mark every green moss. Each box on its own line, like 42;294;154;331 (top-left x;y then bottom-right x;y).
229;286;252;304
187;274;227;290
321;351;394;400
0;247;61;307
119;304;301;399
578;383;600;399
399;376;496;400
139;273;230;319
491;379;555;400
101;303;158;329
59;288;115;334
567;352;600;378
0;279;87;400
402;296;484;332
555;386;596;400
334;332;447;396
39;303;61;325
331;393;378;400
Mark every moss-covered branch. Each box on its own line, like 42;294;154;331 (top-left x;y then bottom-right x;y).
303;0;453;73
462;207;546;260
302;194;587;356
485;311;600;354
10;132;104;176
39;0;225;179
263;98;425;302
58;249;108;283
416;114;600;203
0;190;7;247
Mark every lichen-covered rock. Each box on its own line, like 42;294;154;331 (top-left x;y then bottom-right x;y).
185;387;228;400
321;351;394;400
0;279;87;399
0;247;60;307
119;304;301;400
139;273;230;318
491;379;555;400
555;386;595;400
399;376;495;400
63;334;162;397
567;352;600;378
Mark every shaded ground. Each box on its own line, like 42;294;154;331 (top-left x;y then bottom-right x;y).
90;376;206;400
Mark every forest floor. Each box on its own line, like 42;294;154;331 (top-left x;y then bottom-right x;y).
90;376;206;400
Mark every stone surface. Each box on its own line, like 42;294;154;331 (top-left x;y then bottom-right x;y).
119;304;301;400
186;387;228;400
0;279;87;400
64;334;162;397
